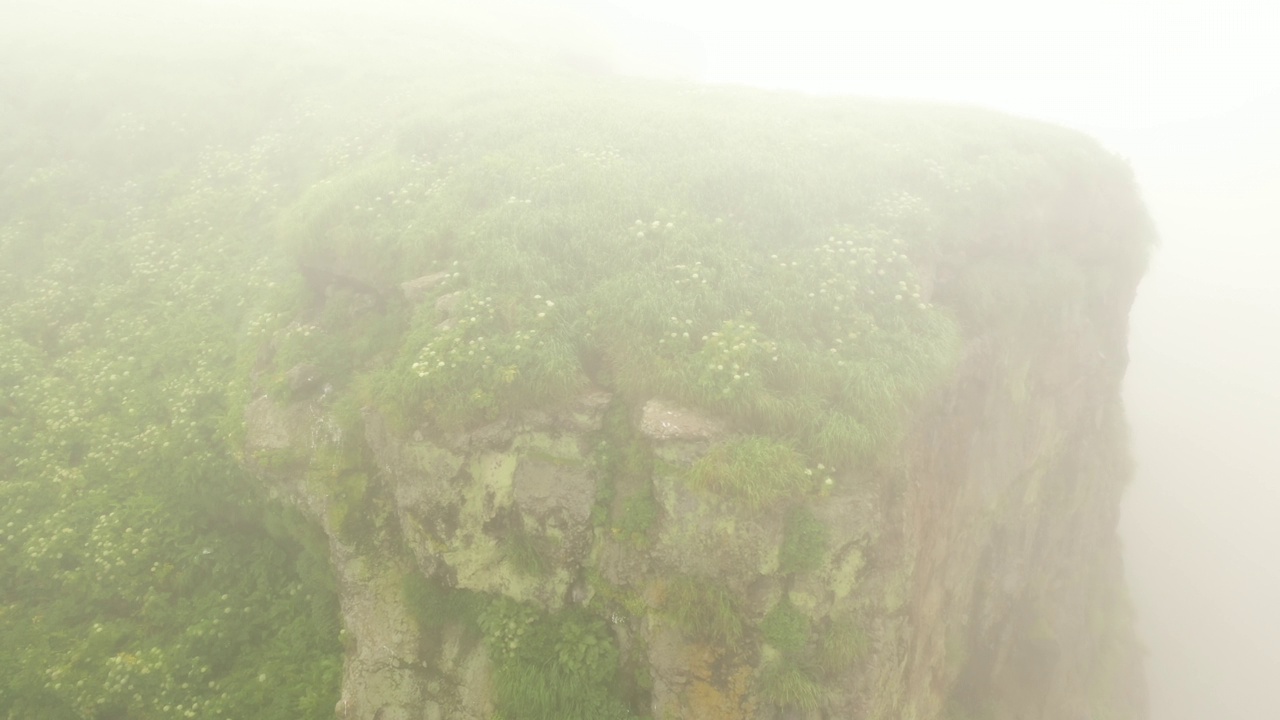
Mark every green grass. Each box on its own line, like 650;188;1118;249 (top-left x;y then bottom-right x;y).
688;436;812;509
778;505;831;575
815;613;869;676
594;400;659;546
478;599;639;720
760;598;812;656
503;527;550;577
662;576;744;645
757;658;823;711
255;61;990;460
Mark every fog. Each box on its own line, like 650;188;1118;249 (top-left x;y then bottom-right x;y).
622;4;1280;717
6;1;1278;716
1114;101;1280;720
643;6;1280;716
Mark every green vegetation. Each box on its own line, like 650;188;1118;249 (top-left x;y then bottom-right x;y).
403;573;479;630
402;573;484;658
0;42;345;717
502;527;550;577
594;401;658;547
400;288;583;428
615;493;659;544
778;505;830;575
757;658;823;712
662;576;744;645
688;436;812;509
760;598;812;656
585;570;649;620
478;598;638;720
815;613;870;676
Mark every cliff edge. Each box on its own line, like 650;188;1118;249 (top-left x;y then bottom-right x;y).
241;72;1152;720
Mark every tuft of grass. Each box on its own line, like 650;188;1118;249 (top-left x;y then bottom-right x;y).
688;436;810;509
815;613;869;676
662;576;743;645
757;658;823;711
503;528;549;577
778;505;830;575
760;598;811;657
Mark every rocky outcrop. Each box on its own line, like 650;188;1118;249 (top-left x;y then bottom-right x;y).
244;318;1143;719
240;138;1146;720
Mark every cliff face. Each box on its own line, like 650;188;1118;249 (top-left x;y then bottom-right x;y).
899;282;1144;720
242;175;1148;720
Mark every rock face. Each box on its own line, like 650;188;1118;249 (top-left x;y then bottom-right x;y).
639;399;726;442
238;124;1146;720
243;299;1144;720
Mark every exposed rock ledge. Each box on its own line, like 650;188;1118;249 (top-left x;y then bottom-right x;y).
243;301;1143;720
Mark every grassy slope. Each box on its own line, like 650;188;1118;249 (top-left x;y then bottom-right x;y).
0;19;1150;720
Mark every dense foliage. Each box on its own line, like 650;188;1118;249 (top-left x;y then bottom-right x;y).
0;41;346;720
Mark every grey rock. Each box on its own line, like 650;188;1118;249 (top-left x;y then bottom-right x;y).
284;362;323;395
435;290;463;318
400;272;450;303
639;399;725;442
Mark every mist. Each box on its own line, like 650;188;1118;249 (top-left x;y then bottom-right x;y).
608;7;1280;717
1116;99;1280;720
4;1;1278;717
587;4;1280;713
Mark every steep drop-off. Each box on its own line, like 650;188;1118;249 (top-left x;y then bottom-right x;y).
239;73;1149;720
1;31;1150;720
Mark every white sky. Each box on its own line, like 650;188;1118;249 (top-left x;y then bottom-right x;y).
604;0;1279;132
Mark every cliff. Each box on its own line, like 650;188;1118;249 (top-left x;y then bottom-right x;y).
1;35;1150;720
240;75;1151;720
